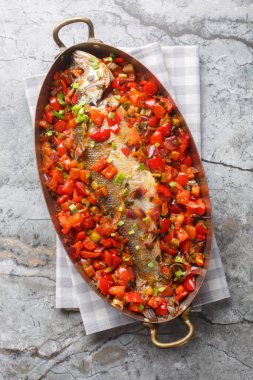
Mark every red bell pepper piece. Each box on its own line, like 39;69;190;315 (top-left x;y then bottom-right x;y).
54;120;67;132
150;131;163;146
142;81;158;96
124;291;143;304
186;199;206;215
176;227;189;243
196;221;208;235
183;277;195;292
62;179;75;196
82;217;95;230
98;275;114;295
60;79;68;94
75;181;88;197
176;190;191;205
148;155;164;170
90;109;105;127
91;156;108;172
157;184;171;198
43;110;54;124
175;291;188;302
90;129;111;142
156;301;168;315
153;104;166;119
50;96;62;111
148;116;158;127
83;239;97;251
121;146;131;157
176;172;189;186
115;266;134;285
101;164;118;180
160;218;171;233
106;111;121;126
157;121;171;137
129;88;146;107
80;250;103;259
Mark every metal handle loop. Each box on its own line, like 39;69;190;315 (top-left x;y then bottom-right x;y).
144;308;195;348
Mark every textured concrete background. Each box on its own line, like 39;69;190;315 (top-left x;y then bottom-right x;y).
0;0;253;379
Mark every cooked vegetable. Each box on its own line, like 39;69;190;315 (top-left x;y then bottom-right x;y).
39;51;208;319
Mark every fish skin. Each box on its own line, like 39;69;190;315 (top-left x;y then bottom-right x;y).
71;50;163;292
71;51;113;105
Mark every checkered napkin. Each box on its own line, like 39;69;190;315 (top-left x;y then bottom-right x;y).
25;42;230;335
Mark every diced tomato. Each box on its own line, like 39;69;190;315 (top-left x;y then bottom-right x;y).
115;266;134;285
156;301;168;316
98;275;114;295
124;291;143;303
182;155;193;167
108;285;126;298
91;156;108;172
157;184;171;198
76;231;86;241
60;79;68;94
54;120;67;132
150;131;163;146
56;194;69;205
70;241;83;260
44;110;54;124
89;129;111;142
176;228;189;243
106;111;121;126
148;296;163;309
153;104;166;119
50;96;62;111
62;179;75;196
101;164;118;180
110;124;120;134
181;240;191;253
160;97;174;113
148;116;158;127
176;190;191;205
121;146;131;157
90;109;105;127
75;181;88;197
39;120;49;129
196;221;208;235
69;168;80;179
175;291;188;302
79;170;90;184
186;199;206;215
129;88;146;107
148;156;164;170
177;172;189;186
160;218;171;233
58;215;72;234
157;121;171;137
142;81;158;96
82;217;95;230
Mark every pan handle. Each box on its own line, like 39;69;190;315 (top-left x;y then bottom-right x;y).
143;307;194;349
53;17;101;49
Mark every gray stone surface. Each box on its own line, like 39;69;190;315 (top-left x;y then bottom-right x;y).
0;0;252;379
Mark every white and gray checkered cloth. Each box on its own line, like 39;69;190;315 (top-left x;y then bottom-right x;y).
25;42;230;335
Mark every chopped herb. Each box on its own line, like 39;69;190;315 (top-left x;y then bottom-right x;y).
111;232;116;237
128;230;135;235
72;82;79;89
154;142;160;147
110;52;116;59
133;222;138;230
114;94;121;99
122;188;128;196
103;56;113;62
169;181;177;188
88;56;96;62
147;261;154;269
158;286;166;293
69;204;77;213
45;130;55;136
62;172;68;181
161;173;167;182
52;110;65;120
172;139;180;146
59;109;65;115
56;93;66;105
142;216;150;223
72;104;83;115
86;172;91;178
139;163;146;171
175;269;184;277
108;112;114;119
118;206;123;212
138;304;144;311
117;220;124;227
90;140;96;148
123;101;131;108
111;141;117;150
107;157;113;163
118;73;127;79
123;256;130;261
76;113;88;124
114;172;125;185
175;256;184;263
113;88;119;94
153;288;158;296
